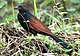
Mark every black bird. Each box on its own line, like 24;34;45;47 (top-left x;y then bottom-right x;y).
15;4;73;51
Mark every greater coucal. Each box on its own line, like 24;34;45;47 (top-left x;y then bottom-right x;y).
15;4;73;51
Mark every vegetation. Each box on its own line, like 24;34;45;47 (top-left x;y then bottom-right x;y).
0;0;80;56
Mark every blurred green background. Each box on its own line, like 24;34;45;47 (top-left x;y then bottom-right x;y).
0;0;80;56
0;0;80;33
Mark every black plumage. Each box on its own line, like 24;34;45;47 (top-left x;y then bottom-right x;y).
15;4;73;52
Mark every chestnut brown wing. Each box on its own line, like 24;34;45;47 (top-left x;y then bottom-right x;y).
29;17;52;34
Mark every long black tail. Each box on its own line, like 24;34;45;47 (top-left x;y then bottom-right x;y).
47;34;72;49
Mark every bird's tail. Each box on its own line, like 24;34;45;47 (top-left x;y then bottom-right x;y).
47;34;72;50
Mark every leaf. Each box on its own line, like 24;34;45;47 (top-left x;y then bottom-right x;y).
70;0;80;3
40;0;53;7
0;1;7;8
67;8;76;12
15;0;24;3
34;0;37;16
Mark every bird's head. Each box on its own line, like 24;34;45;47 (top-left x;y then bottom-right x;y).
14;4;29;14
15;4;34;20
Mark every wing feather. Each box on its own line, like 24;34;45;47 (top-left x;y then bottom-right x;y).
29;17;52;34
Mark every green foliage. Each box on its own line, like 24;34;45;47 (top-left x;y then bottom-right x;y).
0;14;16;24
15;0;24;3
0;1;7;8
0;0;80;55
0;39;6;48
70;0;80;3
33;0;37;16
40;0;54;7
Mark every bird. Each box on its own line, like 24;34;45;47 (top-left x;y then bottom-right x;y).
15;4;73;52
